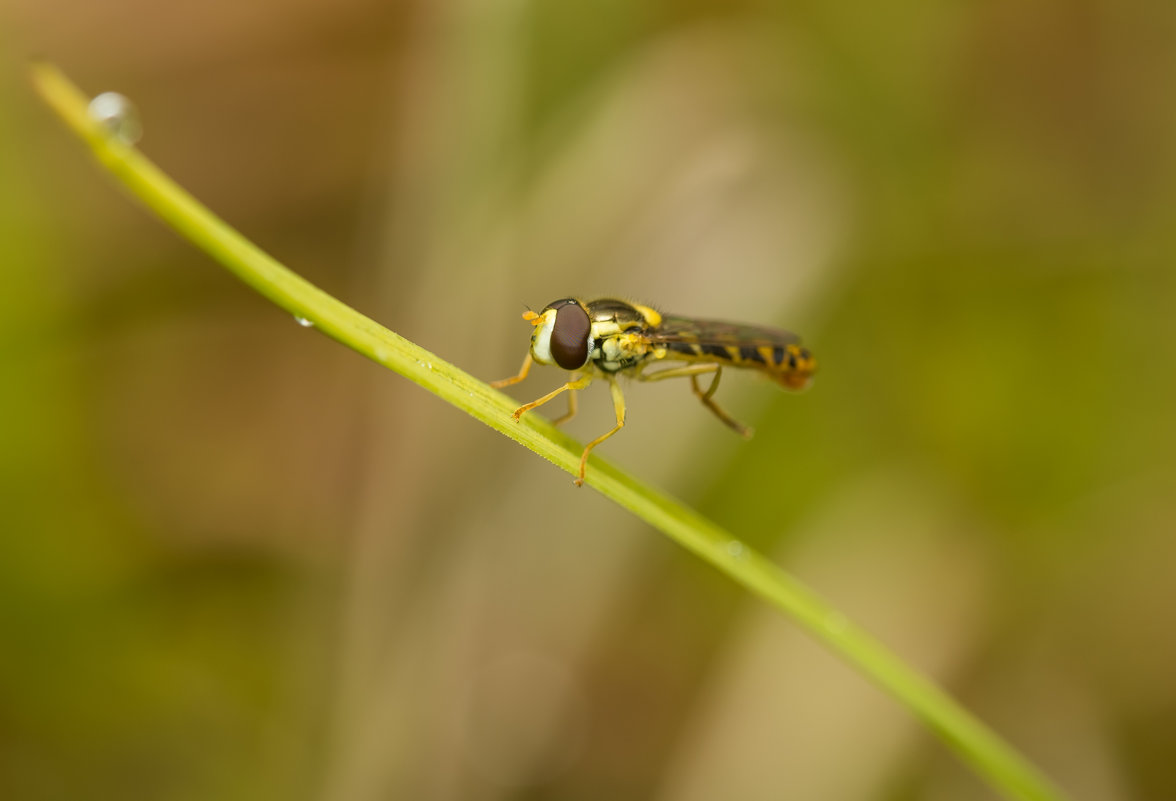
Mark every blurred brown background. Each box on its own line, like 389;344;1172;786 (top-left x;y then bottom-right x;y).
3;1;1175;799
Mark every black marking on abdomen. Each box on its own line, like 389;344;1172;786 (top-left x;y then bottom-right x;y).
739;346;767;365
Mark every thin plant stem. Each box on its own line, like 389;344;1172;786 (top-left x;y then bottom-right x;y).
30;62;1070;801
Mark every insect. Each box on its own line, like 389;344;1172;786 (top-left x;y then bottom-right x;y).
492;298;816;486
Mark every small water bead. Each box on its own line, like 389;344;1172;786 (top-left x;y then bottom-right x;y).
294;316;315;328
725;540;746;559
87;92;142;144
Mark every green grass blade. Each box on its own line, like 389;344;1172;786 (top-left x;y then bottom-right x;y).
30;61;1070;801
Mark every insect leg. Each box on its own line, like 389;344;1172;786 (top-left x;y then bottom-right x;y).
575;374;626;487
510;373;592;421
636;363;752;437
490;353;533;389
698;367;722;400
551;373;579;426
690;371;753;439
636;363;722;383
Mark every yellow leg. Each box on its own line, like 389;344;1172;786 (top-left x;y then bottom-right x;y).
575;374;626;486
637;363;751;438
697;367;721;400
490;353;533;389
551;375;579;426
636;362;721;383
511;374;592;421
690;371;752;438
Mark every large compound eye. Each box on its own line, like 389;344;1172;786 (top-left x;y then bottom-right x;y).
548;299;591;370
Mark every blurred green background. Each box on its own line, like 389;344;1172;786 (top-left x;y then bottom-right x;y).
3;1;1175;799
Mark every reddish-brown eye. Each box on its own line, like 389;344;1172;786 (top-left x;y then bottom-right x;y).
548;300;591;370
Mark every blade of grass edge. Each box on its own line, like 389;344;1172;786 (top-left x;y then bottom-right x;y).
29;62;1069;801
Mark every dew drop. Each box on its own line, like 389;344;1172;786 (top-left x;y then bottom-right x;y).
88;92;142;144
725;540;746;559
294;316;314;328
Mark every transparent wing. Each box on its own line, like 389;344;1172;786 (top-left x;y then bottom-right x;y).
648;315;803;348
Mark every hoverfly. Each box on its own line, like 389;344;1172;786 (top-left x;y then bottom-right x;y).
492;298;816;486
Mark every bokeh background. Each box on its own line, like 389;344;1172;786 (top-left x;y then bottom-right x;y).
3;1;1175;799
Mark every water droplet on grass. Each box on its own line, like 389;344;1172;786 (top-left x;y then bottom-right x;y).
88;92;142;144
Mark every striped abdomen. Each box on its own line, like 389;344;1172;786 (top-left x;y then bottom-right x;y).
664;340;816;390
